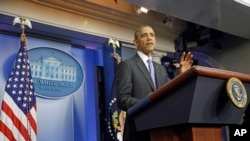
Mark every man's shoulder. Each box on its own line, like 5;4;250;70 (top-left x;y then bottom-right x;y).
120;54;139;63
117;55;140;70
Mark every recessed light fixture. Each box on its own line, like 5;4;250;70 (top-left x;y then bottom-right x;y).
139;7;149;13
136;6;149;14
234;0;250;7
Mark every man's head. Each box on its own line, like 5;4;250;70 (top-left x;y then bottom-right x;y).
133;25;156;57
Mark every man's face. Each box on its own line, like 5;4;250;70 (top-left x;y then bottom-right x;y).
134;26;156;56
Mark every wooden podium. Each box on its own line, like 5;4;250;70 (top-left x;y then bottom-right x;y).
128;66;250;141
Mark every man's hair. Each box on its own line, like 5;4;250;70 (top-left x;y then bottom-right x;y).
134;25;154;40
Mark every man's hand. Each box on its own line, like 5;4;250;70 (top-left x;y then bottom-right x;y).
179;52;193;74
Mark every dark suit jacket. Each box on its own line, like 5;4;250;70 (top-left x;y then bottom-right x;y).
115;53;169;141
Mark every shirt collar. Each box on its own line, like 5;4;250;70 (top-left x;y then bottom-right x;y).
137;51;152;69
137;51;152;61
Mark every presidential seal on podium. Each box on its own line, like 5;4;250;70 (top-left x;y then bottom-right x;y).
226;77;247;109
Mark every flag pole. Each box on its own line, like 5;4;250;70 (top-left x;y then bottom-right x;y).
108;37;126;140
13;17;35;141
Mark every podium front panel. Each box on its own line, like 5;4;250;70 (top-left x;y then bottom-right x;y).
133;76;250;131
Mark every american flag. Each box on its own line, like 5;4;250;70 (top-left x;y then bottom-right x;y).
0;36;37;141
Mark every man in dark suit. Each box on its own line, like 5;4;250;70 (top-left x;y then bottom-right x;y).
115;25;193;141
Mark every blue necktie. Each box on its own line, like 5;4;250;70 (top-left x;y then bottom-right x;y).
147;59;156;88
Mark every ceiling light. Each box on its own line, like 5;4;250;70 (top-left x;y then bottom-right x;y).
139;7;149;13
234;0;250;7
136;6;149;14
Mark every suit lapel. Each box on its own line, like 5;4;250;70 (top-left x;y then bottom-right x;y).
133;54;156;90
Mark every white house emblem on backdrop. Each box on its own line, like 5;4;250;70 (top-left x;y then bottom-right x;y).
28;47;84;99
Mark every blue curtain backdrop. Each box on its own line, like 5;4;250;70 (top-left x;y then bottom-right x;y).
82;48;103;141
